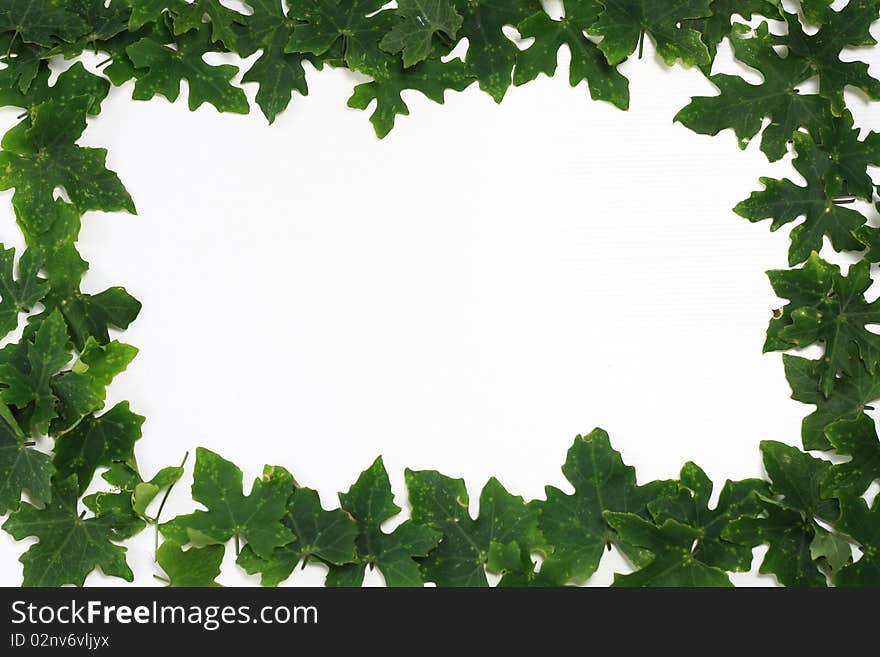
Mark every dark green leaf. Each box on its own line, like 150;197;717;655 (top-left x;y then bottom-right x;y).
589;0;712;67
161;448;294;558
734;132;866;265
3;475;134;586
513;1;629;110
380;0;462;68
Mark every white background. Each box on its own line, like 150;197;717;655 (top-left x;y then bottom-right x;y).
1;1;879;586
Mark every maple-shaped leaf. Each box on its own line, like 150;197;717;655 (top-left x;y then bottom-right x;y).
406;470;544;586
765;254;880;396
735;133;866;265
535;429;676;584
0;409;52;514
513;1;629;110
604;513;733;586
325;456;440;587
588;0;712;67
674;23;830;162
725;441;835;586
784;351;880;450
157;541;224;587
170;0;245;49
380;0;462;68
0;97;135;237
450;0;539;103
24;201;141;350
287;0;393;77
820;415;880;498
53;401;144;495
815;110;880;201
127;25;249;113
238;475;358;587
0;246;47;339
50;338;138;435
2;475;134;587
723;499;826;586
647;462;769;572
761;440;837;519
682;0;781;63
832;495;880;587
348;56;472;138
0;0;89;47
234;0;318;123
161;448;294;559
783;3;880;117
0;310;71;435
0;61;110;116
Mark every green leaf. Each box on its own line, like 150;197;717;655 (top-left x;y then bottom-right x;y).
53;401;144;495
287;0;392;77
406;470;544;586
723;499;826;586
535;429;676;584
604;513;733;586
22;201;142;350
832;495;880;587
160;448;294;558
783;4;880;117
157;541;224;587
765;254;880;396
0;246;47;339
127;25;249;113
815;110;880;201
588;0;712;67
734;133;866;265
513;1;629;110
326;456;440;587
675;23;830;161
238;477;358;587
452;0;540;102
380;0;463;68
0;97;135;236
784;352;880;450
821;415;880;497
3;475;134;587
809;527;851;573
0;0;89;46
0;61;110;116
0;410;52;514
63;0;131;44
347;56;472;138
760;440;836;522
0;310;71;435
647;462;769;572
235;0;315;123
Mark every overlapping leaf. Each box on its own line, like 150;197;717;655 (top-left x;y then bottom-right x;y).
734;133;866;265
513;1;629;110
3;475;134;587
161;448;294;558
326;457;440;587
765;254;880;396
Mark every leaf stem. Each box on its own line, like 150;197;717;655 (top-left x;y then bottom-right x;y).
154;451;190;556
638;30;645;59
